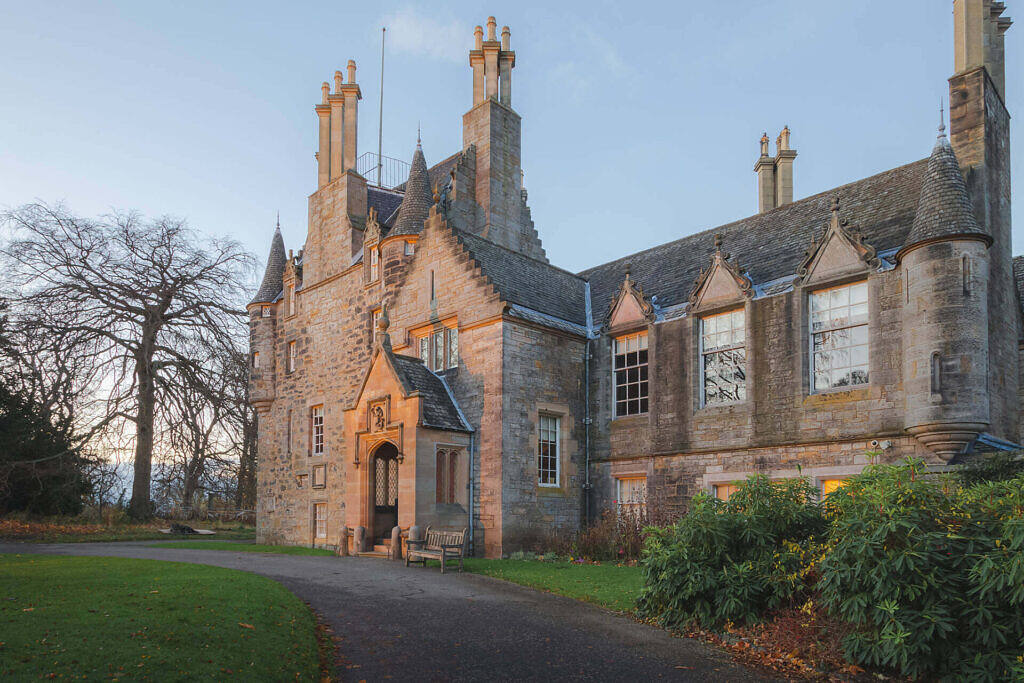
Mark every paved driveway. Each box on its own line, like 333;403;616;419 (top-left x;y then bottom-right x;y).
0;541;774;681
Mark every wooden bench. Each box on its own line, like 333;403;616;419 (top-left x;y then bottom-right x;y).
405;527;467;574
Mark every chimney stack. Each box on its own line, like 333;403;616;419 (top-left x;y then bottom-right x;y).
313;61;363;188
754;132;776;213
470;16;515;107
954;0;1012;98
774;126;797;207
753;128;797;213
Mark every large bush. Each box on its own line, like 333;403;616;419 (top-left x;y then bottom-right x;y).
638;476;825;627
818;459;1024;680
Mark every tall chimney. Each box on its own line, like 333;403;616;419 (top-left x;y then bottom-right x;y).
329;71;345;181
754;132;776;213
340;60;361;172
316;82;330;188
774;126;796;207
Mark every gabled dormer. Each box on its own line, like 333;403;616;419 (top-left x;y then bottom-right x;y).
794;196;879;287
605;266;654;333
688;233;753;313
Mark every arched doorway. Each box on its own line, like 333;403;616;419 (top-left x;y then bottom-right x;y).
371;441;400;543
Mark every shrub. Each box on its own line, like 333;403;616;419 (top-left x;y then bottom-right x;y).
958;450;1024;486
573;508;649;561
638;476;825;628
818;458;1024;680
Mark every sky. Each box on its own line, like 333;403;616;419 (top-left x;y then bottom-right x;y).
1;0;1021;275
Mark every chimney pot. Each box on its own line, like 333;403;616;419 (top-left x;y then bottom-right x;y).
487;16;497;41
334;70;343;93
347;60;357;84
321;81;330;104
474;25;483;50
501;26;510;50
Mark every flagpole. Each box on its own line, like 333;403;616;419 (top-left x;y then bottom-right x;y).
377;27;386;188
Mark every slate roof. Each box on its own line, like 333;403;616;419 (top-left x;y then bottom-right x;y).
368;186;404;229
389;353;470;432
390;144;434;237
250;226;286;305
579;157;930;320
452;228;589;326
900;129;988;256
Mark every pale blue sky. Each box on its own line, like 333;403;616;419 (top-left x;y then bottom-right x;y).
1;1;1020;274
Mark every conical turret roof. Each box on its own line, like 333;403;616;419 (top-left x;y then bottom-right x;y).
390;143;433;237
899;126;989;260
250;222;287;305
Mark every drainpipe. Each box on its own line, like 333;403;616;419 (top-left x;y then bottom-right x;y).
583;338;592;526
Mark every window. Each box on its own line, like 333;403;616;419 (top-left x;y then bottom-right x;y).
287;341;297;373
616;477;647;517
435;449;458;504
417;327;459;371
419;336;430;364
369;248;380;281
614;331;649;416
311;405;324;456
405;241;415;256
371;308;382;343
252;351;260;370
312;464;326;489
433;332;444;372
261;305;271;318
713;482;741;501
820;478;849;497
537;415;559;487
287;285;295;316
447;328;459;369
313;503;327;539
810;281;868;392
700;309;746;406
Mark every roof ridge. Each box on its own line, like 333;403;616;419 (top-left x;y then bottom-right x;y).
577;156;930;276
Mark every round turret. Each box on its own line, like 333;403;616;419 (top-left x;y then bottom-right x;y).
899;126;992;459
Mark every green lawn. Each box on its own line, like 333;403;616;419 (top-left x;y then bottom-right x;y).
150;541;334;556
0;554;320;680
0;518;256;543
454;559;643;613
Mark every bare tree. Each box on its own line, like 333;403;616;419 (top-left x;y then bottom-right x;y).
1;203;254;518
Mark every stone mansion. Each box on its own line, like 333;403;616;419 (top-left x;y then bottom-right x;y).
250;3;1020;556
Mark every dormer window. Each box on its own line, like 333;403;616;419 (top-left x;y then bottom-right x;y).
700;309;746;406
614;331;648;416
810;281;868;391
370;248;380;281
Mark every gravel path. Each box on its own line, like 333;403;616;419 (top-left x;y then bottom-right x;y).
0;541;776;682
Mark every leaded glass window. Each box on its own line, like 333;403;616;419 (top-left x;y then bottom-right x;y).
810;281;869;392
616;477;647;517
614;332;649;416
700;309;746;406
447;328;459;369
537;415;559;486
419;337;430;364
311;405;324;456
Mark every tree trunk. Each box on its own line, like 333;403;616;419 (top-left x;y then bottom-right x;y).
128;328;157;519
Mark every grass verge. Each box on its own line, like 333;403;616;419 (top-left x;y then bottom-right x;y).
0;518;255;543
149;542;334;556
451;559;643;613
0;554;320;680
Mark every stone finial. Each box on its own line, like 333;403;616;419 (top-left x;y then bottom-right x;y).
487;16;497;41
432;183;440;204
831;194;840;214
501;25;510;51
321;81;330;103
376;302;391;352
347;59;357;84
938;99;946;137
623;262;632;282
474;25;483;50
334;70;343;93
760;132;770;157
714;232;723;253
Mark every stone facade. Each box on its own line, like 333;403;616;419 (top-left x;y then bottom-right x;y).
251;4;1021;557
